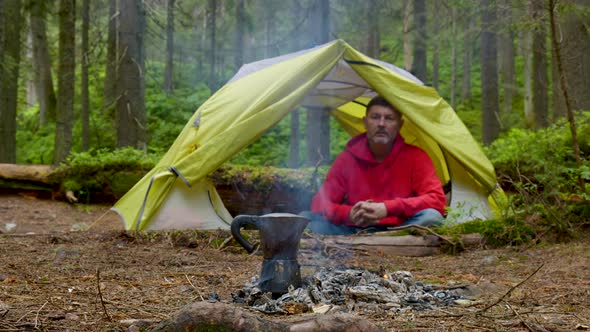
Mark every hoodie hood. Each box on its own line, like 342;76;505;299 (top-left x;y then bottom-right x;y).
345;133;405;164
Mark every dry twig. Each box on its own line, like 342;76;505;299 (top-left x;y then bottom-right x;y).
420;263;545;319
216;235;234;251
96;269;112;321
504;301;535;332
34;301;48;329
184;274;205;301
477;263;544;315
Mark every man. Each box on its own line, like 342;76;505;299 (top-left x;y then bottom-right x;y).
303;95;446;235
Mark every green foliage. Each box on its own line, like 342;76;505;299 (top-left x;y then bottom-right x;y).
16;106;55;164
486;112;590;196
146;83;211;155
230;115;292;166
49;148;158;202
439;217;535;248
484;112;590;240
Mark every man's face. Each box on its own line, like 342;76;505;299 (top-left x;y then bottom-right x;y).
363;105;403;146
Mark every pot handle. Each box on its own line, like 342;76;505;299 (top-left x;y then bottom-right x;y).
230;215;258;253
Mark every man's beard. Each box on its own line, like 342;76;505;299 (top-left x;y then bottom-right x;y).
369;131;392;144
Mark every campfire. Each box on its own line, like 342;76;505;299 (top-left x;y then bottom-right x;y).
232;266;468;315
228;213;472;316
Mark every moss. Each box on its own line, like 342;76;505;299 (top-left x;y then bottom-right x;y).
209;164;328;196
109;171;145;198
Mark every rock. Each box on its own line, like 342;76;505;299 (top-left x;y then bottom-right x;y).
207;292;220;302
65;313;80;321
453;299;476;307
0;300;9;315
120;318;157;328
312;304;332;314
546;317;567;326
70;223;89;231
482;255;498;265
471;281;505;297
54;249;81;264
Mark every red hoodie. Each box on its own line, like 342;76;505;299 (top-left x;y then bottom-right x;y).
311;133;446;226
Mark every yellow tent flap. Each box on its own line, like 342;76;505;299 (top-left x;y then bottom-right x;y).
112;40;503;230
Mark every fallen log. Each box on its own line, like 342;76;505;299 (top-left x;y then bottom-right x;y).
302;234;440;257
0;163;55;193
151;301;382;332
0;163;317;212
0;163;55;183
302;233;485;257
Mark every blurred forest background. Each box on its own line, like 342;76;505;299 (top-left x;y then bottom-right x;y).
0;0;590;243
1;0;589;239
0;0;587;165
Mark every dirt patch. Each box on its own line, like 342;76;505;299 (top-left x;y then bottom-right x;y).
0;193;589;331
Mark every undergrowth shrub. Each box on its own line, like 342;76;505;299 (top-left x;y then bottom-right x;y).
439;217;535;248
484;111;590;241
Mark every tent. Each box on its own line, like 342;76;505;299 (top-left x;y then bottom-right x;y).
111;40;504;231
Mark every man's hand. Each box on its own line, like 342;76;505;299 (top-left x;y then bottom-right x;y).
360;201;387;220
349;201;367;225
349;201;387;227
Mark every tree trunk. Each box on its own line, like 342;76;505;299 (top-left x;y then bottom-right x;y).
523;3;534;128
29;0;57;126
234;0;245;70
319;0;330;166
81;0;90;151
551;0;590;119
288;109;300;168
531;0;548;129
461;13;474;103
54;0;76;164
26;32;36;107
103;0;117;111
196;8;205;81
288;1;304;169
306;0;331;167
497;0;516;115
207;0;217;92
431;0;440;90
450;6;457;108
0;1;3;70
164;0;175;94
480;0;500;145
548;0;584;192
0;0;22;163
411;0;427;82
264;0;278;58
116;0;147;150
366;0;379;58
403;0;412;71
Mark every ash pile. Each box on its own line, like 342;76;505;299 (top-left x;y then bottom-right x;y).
232;267;471;315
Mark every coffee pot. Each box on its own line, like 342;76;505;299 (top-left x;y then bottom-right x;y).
231;213;309;297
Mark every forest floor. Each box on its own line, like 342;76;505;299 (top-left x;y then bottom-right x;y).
0;192;589;331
